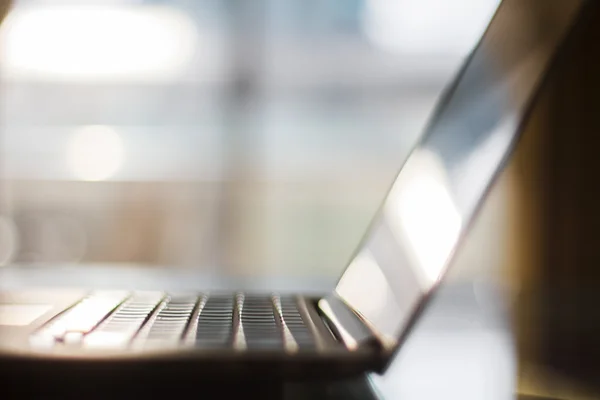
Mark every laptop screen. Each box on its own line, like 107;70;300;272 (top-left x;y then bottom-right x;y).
333;0;585;345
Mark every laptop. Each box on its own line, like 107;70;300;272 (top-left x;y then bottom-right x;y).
0;0;587;383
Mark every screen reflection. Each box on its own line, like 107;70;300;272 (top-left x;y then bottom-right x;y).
333;0;584;346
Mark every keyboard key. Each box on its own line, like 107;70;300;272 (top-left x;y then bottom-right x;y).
144;296;197;342
35;291;129;342
83;292;163;349
241;296;283;350
195;295;234;349
279;296;316;349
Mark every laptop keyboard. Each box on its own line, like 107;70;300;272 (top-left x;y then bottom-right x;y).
195;295;235;349
31;291;318;351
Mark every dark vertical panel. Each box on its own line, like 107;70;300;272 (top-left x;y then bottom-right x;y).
518;0;600;387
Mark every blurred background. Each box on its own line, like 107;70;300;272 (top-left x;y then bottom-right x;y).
0;0;500;279
1;0;600;399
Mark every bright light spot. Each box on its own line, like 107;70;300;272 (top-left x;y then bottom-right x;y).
48;297;124;336
0;5;197;81
84;331;131;348
337;251;391;317
386;150;462;285
336;250;404;340
397;176;462;282
362;0;499;54
67;125;124;181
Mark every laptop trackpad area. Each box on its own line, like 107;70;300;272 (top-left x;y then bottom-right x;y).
0;304;52;326
0;289;88;348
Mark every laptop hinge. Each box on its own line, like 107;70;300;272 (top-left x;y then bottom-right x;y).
317;294;383;351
